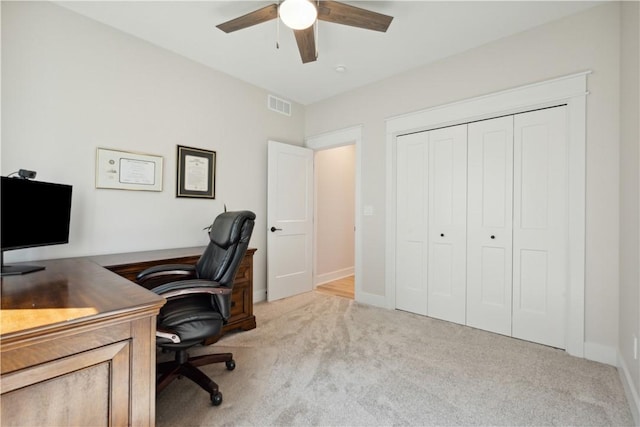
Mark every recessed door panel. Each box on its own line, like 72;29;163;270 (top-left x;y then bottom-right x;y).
482;131;510;228
467;116;513;336
432;137;455;226
396;132;429;315
519;125;549;229
275;152;310;221
512;106;567;349
430;242;454;296
275;234;308;277
396;241;428;315
518;249;548;313
427;125;467;325
480;246;507;306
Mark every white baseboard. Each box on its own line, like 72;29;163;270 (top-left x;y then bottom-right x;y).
618;351;640;425
355;290;387;308
254;288;267;303
314;267;354;287
584;341;617;366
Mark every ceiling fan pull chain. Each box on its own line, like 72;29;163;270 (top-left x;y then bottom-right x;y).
315;1;319;59
276;1;280;49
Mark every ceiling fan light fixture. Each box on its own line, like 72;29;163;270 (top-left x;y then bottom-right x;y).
279;0;317;30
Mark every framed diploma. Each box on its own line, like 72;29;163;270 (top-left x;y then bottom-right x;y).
176;145;216;199
96;147;163;191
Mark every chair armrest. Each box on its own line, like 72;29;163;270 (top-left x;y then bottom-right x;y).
151;280;232;300
136;264;197;285
156;328;181;344
152;280;233;322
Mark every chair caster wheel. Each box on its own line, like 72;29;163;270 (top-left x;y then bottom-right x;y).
226;360;236;371
211;392;223;406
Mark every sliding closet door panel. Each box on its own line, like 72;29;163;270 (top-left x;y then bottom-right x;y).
467;116;514;336
396;133;429;315
427;125;467;325
512;106;567;349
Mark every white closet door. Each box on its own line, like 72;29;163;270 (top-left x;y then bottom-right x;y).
396;132;429;315
512;106;567;349
427;125;467;325
467;116;514;336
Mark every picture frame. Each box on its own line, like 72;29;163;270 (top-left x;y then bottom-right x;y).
96;147;163;191
176;145;216;199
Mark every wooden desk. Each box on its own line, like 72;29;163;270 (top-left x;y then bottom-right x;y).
1;258;165;426
92;246;257;344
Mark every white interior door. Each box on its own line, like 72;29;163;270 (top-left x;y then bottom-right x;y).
267;140;313;302
466;116;514;336
512;106;567;349
395;132;429;315
427;124;467;325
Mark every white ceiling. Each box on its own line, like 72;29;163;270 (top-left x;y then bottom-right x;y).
55;1;601;105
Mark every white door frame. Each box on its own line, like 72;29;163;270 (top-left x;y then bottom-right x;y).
385;71;589;358
306;125;364;303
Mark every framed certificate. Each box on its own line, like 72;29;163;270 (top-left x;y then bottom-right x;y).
176;145;216;199
96;148;163;191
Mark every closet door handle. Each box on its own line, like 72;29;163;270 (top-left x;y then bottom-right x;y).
490;235;495;239
270;226;282;232
440;233;445;237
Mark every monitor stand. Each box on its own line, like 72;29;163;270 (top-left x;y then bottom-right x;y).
1;252;45;276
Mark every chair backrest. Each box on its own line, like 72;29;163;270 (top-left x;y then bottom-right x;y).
195;210;255;320
196;210;256;286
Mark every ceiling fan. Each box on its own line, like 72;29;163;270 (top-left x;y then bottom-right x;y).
216;0;393;64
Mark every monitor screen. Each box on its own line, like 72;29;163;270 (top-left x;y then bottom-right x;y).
1;176;73;252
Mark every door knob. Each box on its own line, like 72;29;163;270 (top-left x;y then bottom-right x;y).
270;226;282;232
440;233;445;237
490;235;495;239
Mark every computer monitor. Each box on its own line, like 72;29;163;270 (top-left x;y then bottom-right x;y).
1;176;73;275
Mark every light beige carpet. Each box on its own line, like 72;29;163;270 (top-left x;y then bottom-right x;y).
156;292;633;426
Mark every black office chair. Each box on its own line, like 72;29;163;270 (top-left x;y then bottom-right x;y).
136;210;256;406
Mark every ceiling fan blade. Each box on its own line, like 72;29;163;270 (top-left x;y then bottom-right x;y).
317;1;393;32
216;4;278;33
294;27;317;64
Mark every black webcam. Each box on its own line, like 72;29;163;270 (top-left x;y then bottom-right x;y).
18;169;37;180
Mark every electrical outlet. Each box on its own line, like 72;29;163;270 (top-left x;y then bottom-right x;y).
634;335;638;360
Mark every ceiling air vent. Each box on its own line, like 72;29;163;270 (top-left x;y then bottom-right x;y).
268;94;291;117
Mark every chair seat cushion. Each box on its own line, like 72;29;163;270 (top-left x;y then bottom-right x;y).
159;299;224;345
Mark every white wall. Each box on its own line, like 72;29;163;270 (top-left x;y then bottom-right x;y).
618;0;640;421
305;3;622;357
314;144;355;284
0;1;306;299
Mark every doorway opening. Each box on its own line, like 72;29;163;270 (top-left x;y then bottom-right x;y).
313;144;356;299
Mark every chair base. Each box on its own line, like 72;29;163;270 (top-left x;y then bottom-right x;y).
157;351;234;405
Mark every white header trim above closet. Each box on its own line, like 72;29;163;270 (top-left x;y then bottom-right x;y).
385;71;589;358
385;71;590;135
